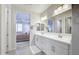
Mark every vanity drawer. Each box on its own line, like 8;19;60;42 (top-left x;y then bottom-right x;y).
35;36;46;49
41;37;56;54
55;45;68;55
55;41;69;50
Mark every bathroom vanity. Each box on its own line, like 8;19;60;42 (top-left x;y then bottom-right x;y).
31;4;72;55
34;32;71;55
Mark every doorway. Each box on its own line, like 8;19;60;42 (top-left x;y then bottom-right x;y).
16;12;30;42
15;12;31;55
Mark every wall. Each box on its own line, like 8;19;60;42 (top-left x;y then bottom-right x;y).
72;4;79;55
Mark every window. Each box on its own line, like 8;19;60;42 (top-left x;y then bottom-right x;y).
16;24;23;32
16;12;30;33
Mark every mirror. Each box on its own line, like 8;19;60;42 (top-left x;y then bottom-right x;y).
48;19;53;32
36;23;45;31
36;23;40;31
52;20;55;33
47;18;62;33
47;18;56;33
56;19;62;33
41;16;72;34
65;17;72;34
41;24;44;31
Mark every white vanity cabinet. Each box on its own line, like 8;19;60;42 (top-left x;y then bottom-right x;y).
35;35;43;49
35;35;70;55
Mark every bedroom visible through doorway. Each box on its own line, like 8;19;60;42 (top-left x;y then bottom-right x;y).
15;12;31;54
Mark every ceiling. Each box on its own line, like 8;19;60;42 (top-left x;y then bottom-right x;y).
13;4;51;14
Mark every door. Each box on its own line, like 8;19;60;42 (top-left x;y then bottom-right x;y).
4;7;8;54
1;5;10;54
5;6;11;53
1;6;8;54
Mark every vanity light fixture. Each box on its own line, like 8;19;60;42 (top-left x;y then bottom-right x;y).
54;4;70;13
63;4;69;9
54;5;63;13
53;4;71;16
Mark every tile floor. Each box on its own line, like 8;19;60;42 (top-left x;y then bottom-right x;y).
7;41;33;55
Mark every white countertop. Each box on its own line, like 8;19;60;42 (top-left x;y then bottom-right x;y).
35;32;72;45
